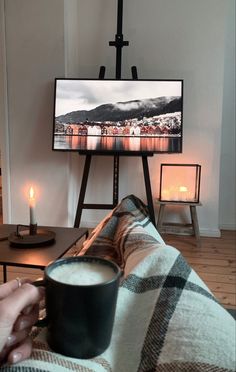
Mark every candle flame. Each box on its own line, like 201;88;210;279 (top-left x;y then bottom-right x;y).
29;186;35;199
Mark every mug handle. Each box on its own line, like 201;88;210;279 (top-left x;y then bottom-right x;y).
32;278;48;328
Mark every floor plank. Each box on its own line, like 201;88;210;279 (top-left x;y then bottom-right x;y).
207;281;235;293
213;291;236;307
164;230;236;310
198;272;235;284
185;257;236;267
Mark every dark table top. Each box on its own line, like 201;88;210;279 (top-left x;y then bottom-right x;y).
0;224;88;269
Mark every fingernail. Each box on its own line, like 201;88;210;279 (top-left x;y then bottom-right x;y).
7;334;16;346
12;352;22;364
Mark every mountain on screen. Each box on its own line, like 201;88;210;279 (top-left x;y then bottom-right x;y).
56;96;182;123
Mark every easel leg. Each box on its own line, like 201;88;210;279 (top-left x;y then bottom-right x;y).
74;155;91;228
142;156;156;227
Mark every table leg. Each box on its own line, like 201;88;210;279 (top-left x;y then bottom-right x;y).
190;206;201;248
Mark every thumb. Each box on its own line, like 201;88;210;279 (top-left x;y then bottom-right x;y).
0;283;43;352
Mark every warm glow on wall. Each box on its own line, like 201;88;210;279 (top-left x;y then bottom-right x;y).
159;164;201;203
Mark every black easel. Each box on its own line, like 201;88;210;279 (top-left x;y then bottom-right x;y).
74;0;156;228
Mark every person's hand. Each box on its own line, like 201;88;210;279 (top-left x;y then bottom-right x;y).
0;278;44;365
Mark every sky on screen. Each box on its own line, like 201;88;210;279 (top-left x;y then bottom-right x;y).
55;79;182;116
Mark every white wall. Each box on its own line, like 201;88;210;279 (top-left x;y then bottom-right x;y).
66;0;229;236
0;0;11;222
0;0;234;236
0;0;70;227
219;0;236;230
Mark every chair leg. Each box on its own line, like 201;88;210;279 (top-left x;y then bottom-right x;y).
157;204;165;231
190;206;201;248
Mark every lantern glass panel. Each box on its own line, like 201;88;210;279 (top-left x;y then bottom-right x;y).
159;164;201;203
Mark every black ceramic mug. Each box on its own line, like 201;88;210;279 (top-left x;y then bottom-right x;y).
34;256;121;359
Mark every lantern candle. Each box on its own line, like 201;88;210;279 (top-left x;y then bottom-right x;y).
179;186;188;201
29;187;37;225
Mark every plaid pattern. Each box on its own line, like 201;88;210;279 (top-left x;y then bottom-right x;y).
1;195;235;372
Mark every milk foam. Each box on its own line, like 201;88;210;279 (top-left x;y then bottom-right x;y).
49;261;115;285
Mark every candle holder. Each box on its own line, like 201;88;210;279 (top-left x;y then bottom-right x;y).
159;163;201;203
30;223;38;235
8;224;56;248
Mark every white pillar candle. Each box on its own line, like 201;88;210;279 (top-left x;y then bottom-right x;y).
29;187;37;224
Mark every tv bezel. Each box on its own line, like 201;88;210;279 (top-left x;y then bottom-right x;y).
52;78;184;156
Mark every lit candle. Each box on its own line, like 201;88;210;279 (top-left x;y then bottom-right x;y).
179;186;188;201
29;187;37;225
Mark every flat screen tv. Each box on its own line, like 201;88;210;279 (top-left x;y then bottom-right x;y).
52;78;183;155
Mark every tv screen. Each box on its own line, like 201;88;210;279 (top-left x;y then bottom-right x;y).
52;78;183;155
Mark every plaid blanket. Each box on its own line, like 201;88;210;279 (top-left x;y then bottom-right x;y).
1;195;235;372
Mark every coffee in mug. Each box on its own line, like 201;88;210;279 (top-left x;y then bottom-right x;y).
49;261;116;285
35;256;121;359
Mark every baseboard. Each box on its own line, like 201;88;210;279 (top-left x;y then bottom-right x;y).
219;223;236;231
199;228;221;237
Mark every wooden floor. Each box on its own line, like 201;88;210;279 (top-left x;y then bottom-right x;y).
163;230;236;310
0;220;235;310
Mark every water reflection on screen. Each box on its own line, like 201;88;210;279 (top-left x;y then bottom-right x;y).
54;135;181;153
